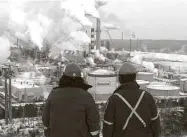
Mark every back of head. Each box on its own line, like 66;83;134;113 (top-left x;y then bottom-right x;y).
118;62;137;84
63;63;82;78
59;63;92;90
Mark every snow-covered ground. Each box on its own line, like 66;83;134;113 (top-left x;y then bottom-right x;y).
0;117;44;137
131;51;187;62
130;51;187;74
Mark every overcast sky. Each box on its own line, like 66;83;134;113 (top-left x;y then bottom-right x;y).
100;0;187;39
1;0;187;40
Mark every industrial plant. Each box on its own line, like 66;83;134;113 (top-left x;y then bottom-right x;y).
1;0;187;136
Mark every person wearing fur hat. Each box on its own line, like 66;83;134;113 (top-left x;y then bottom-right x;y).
42;63;100;137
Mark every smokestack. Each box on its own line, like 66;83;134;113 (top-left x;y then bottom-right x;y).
96;18;101;50
90;28;95;50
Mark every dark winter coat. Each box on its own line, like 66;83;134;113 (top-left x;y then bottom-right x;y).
42;79;100;137
102;82;161;137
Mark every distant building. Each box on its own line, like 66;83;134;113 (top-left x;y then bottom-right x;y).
101;39;187;53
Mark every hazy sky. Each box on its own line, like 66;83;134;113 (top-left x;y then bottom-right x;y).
0;1;9;35
1;0;187;40
100;0;187;39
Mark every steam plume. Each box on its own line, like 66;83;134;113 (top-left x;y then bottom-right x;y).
8;0;100;51
0;37;11;63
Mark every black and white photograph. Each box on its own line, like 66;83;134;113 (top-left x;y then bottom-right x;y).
0;0;187;137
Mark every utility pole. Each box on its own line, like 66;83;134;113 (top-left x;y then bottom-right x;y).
8;66;12;122
130;39;132;55
96;18;101;50
3;67;9;125
122;32;123;40
136;38;139;51
2;65;13;124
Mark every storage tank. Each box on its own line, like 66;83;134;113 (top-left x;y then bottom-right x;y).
146;82;180;96
180;78;187;93
136;72;154;82
136;80;150;90
87;69;117;101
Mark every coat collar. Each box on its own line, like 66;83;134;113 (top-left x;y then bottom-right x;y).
55;82;92;91
115;81;140;93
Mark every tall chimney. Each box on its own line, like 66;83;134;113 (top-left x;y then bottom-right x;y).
90;28;95;50
96;18;101;50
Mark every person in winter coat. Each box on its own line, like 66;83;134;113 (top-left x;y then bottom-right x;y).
42;63;100;137
102;62;161;137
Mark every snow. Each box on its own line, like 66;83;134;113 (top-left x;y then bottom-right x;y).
12;102;44;107
90;69;116;75
132;51;187;62
138;72;153;75
180;78;187;81
1;78;40;89
35;66;51;70
147;84;179;90
15;72;47;85
11;83;38;89
0;86;4;89
0;117;44;137
136;80;149;84
180;92;187;96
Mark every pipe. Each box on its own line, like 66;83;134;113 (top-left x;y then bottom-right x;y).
96;18;101;50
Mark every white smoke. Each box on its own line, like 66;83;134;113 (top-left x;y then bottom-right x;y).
0;2;9;36
43;91;49;100
139;52;187;62
0;37;11;63
87;57;96;66
61;0;99;26
130;55;142;65
102;22;120;30
142;44;148;52
8;0;100;51
175;45;187;54
95;50;107;62
130;54;158;76
100;46;108;53
70;31;90;44
131;50;187;75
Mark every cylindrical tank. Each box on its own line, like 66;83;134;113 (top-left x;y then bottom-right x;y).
180;78;187;92
136;80;150;90
146;82;180;96
136;72;154;82
87;69;117;101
